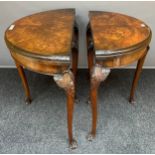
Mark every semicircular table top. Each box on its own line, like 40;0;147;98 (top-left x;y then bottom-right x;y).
5;9;75;58
89;11;151;56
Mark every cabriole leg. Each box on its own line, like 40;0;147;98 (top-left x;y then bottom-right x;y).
129;47;149;104
87;65;110;141
15;62;32;104
53;71;77;149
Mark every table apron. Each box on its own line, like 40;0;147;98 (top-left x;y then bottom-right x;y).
96;48;147;68
11;51;70;76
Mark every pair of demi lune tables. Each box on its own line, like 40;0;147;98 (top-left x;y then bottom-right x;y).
5;9;151;149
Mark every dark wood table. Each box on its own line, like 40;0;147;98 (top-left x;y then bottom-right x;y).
87;11;151;140
5;9;78;149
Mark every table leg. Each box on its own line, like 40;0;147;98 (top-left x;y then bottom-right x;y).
71;23;79;103
72;47;78;83
53;70;77;149
88;48;94;76
15;61;32;104
72;47;79;104
86;25;95;104
87;25;94;77
87;65;110;141
129;47;149;104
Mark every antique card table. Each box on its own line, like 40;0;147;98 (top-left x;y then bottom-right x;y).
5;9;78;149
87;11;151;140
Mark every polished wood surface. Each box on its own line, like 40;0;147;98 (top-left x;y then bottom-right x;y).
87;11;151;140
89;11;151;55
5;9;75;56
5;9;78;149
5;9;77;75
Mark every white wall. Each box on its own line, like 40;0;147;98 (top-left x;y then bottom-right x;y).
0;1;154;68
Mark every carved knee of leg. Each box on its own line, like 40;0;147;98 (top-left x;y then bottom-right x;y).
91;64;110;83
53;71;75;94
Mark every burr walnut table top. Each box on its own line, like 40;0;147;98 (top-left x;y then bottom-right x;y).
89;11;151;56
5;9;75;58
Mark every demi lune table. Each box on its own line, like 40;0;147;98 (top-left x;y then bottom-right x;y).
5;9;79;149
87;11;151;140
